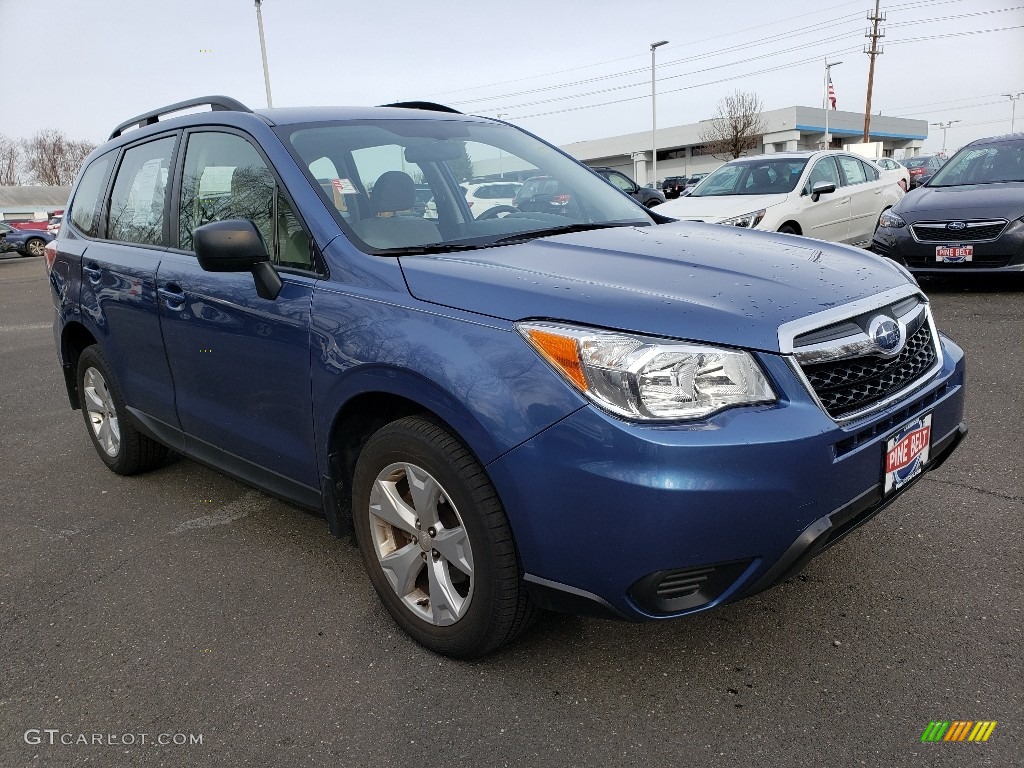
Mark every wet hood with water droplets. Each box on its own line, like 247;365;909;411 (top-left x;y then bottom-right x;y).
399;221;910;352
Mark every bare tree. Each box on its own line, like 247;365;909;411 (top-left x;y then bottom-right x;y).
698;90;767;160
21;129;97;186
0;134;23;185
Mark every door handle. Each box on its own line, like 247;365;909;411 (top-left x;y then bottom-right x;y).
83;263;101;282
158;285;186;309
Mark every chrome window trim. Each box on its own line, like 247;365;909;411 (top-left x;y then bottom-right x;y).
777;284;922;354
909;219;1008;244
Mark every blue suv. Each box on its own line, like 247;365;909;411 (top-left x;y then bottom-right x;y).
48;97;967;657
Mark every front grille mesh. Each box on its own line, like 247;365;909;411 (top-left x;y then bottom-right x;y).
912;222;1005;242
801;323;936;418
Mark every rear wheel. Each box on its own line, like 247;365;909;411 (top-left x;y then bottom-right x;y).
352;415;535;658
77;346;168;475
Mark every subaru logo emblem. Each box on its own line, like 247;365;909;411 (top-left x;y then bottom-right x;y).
946;221;967;231
869;316;904;356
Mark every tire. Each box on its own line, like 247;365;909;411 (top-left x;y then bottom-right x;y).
77;345;168;475
777;224;799;235
645;199;661;209
352;415;535;658
25;238;45;257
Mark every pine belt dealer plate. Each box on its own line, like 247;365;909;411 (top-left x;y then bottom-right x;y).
936;245;972;262
884;413;932;494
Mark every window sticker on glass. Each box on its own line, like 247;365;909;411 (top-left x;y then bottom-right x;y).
331;178;358;194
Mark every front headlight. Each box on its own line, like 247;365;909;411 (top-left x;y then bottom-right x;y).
719;209;766;228
879;210;907;228
517;322;776;421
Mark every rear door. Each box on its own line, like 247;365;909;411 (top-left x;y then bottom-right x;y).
77;134;181;428
157;128;320;497
836;154;885;244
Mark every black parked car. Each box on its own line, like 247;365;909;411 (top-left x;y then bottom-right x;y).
662;176;687;199
904;154;944;189
590;167;665;207
872;133;1024;274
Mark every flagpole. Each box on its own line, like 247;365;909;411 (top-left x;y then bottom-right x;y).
823;60;842;149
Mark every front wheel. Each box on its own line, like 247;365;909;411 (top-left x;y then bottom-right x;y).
25;237;46;257
352;416;535;658
777;224;799;235
77;346;168;475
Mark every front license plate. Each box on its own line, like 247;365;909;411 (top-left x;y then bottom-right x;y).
936;245;973;262
884;414;932;494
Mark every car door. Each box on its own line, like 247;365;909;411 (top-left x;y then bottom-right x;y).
78;134;181;428
797;156;850;242
157;129;320;500
836;154;884;245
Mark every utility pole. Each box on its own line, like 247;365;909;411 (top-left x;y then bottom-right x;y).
930;120;960;155
1002;93;1023;133
863;0;885;143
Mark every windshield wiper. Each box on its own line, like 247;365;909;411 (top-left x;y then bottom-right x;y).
490;221;642;246
380;241;493;256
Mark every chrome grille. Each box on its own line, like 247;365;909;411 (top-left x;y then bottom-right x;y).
801;323;936;419
911;220;1006;242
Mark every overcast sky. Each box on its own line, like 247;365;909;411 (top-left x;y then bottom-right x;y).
1;0;1022;156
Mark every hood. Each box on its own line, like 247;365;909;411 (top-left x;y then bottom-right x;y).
399;222;909;353
657;193;790;222
895;182;1024;222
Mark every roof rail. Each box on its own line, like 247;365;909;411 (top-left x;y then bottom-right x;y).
378;101;462;114
109;96;252;140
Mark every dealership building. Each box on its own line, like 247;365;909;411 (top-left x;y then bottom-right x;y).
557;105;929;185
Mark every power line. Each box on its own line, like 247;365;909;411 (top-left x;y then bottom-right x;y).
428;0;868;99
450;18;865;107
465;30;865;112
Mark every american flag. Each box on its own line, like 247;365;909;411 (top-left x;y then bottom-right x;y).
828;76;837;109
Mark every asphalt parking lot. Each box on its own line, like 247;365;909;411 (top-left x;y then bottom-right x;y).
1;253;1020;767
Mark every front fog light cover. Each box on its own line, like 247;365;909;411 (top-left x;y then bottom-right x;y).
518;322;776;420
719;209;766;228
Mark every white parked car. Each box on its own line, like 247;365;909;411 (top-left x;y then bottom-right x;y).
658;151;905;247
425;181;522;219
873;156;910;192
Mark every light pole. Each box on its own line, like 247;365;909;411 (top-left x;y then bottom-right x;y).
822;59;842;149
254;0;273;108
1002;92;1024;133
930;120;960;155
650;40;668;186
496;113;507;178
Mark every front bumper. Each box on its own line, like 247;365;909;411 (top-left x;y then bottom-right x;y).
872;218;1024;274
487;335;967;620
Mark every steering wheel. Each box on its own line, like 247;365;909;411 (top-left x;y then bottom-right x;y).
475;205;519;221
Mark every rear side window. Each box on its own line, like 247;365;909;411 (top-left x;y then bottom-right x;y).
108;137;176;246
69;153;113;238
837;156;868;185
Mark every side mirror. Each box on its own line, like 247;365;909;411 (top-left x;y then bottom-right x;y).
193;219;282;300
810;181;836;202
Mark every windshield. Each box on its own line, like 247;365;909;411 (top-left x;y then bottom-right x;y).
928;141;1024;187
689;158;808;196
281;119;653;253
